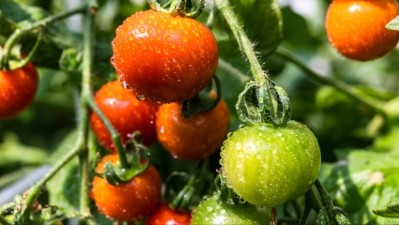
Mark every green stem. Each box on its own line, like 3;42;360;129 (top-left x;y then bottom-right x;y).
276;48;387;116
299;190;313;225
214;0;268;86
0;214;11;225
314;179;339;225
0;5;87;70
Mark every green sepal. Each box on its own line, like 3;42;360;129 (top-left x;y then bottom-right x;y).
373;202;399;218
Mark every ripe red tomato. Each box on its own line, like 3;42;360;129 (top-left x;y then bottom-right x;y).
111;9;219;102
145;203;191;225
155;100;230;160
91;154;162;222
325;0;399;61
0;64;38;119
90;80;158;151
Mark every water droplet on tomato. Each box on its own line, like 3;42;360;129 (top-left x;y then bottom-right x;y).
136;93;145;101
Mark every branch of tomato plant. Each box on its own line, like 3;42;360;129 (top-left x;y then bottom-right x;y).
312;179;342;225
275;48;387;117
0;4;87;70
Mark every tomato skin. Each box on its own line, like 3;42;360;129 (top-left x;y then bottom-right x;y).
155;100;230;160
90;80;158;151
221;121;321;207
91;154;162;222
145;203;191;225
0;64;38;119
112;10;219;102
325;0;399;61
191;195;269;225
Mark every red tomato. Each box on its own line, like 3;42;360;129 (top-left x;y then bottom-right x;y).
155;99;230;160
111;9;219;102
0;64;38;119
91;154;162;222
145;203;191;225
90;80;158;151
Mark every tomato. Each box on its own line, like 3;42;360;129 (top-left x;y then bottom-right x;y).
220;121;321;207
111;9;219;102
145;203;191;225
0;64;38;119
91;154;162;222
90;80;158;151
155;100;230;160
191;195;269;225
325;0;399;61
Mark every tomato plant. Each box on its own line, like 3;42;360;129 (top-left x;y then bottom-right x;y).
111;9;219;102
91;154;162;222
0;63;38;119
145;203;191;225
325;0;399;61
156;99;230;160
90;80;158;151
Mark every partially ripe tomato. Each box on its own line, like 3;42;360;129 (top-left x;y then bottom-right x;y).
155;100;230;160
191;195;269;225
90;80;158;151
325;0;399;61
111;9;219;102
145;203;191;225
221;121;321;207
91;154;162;222
0;64;38;119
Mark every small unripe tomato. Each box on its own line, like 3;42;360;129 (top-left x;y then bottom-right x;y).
111;10;219;102
221;121;321;207
325;0;399;61
0;64;38;119
90;80;158;151
155;100;230;160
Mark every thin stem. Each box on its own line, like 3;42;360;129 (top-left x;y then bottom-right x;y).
270;207;277;225
276;48;387;116
12;32;43;70
214;0;268;86
0;5;87;70
314;179;339;225
299;190;313;225
0;214;11;225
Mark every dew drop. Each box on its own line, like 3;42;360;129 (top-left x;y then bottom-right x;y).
136;93;145;101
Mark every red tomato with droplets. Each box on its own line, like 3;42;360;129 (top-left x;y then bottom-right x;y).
91;154;162;222
0;64;38;119
325;0;399;61
145;203;191;225
155;99;230;160
90;80;158;151
111;9;219;102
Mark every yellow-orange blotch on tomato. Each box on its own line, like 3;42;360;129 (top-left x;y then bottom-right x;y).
91;154;162;222
325;0;399;61
156;100;230;160
111;10;219;102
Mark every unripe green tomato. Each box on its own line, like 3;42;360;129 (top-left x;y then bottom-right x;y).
221;120;321;207
191;195;269;225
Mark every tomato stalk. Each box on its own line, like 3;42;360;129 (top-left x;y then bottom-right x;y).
147;0;205;18
0;5;87;71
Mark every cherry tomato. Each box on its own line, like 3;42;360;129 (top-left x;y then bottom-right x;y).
0;64;38;119
220;121;321;207
191;195;269;225
145;203;191;225
155;100;230;160
111;9;219;102
91;154;162;222
325;0;399;61
90;80;158;151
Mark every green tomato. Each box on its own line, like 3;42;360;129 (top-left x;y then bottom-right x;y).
221;120;321;207
191;195;269;225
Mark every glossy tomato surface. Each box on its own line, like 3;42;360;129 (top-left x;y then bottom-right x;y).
191;195;269;225
156;100;230;160
325;0;399;61
221;121;321;207
91;154;162;222
112;10;219;102
145;203;191;225
0;64;38;119
90;80;158;151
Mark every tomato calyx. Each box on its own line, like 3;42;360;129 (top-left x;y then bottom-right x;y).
214;174;243;206
182;75;221;118
97;132;151;186
236;75;292;126
148;0;205;18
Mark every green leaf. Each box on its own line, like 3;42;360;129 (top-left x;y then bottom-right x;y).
386;15;399;31
229;0;283;56
373;202;399;218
